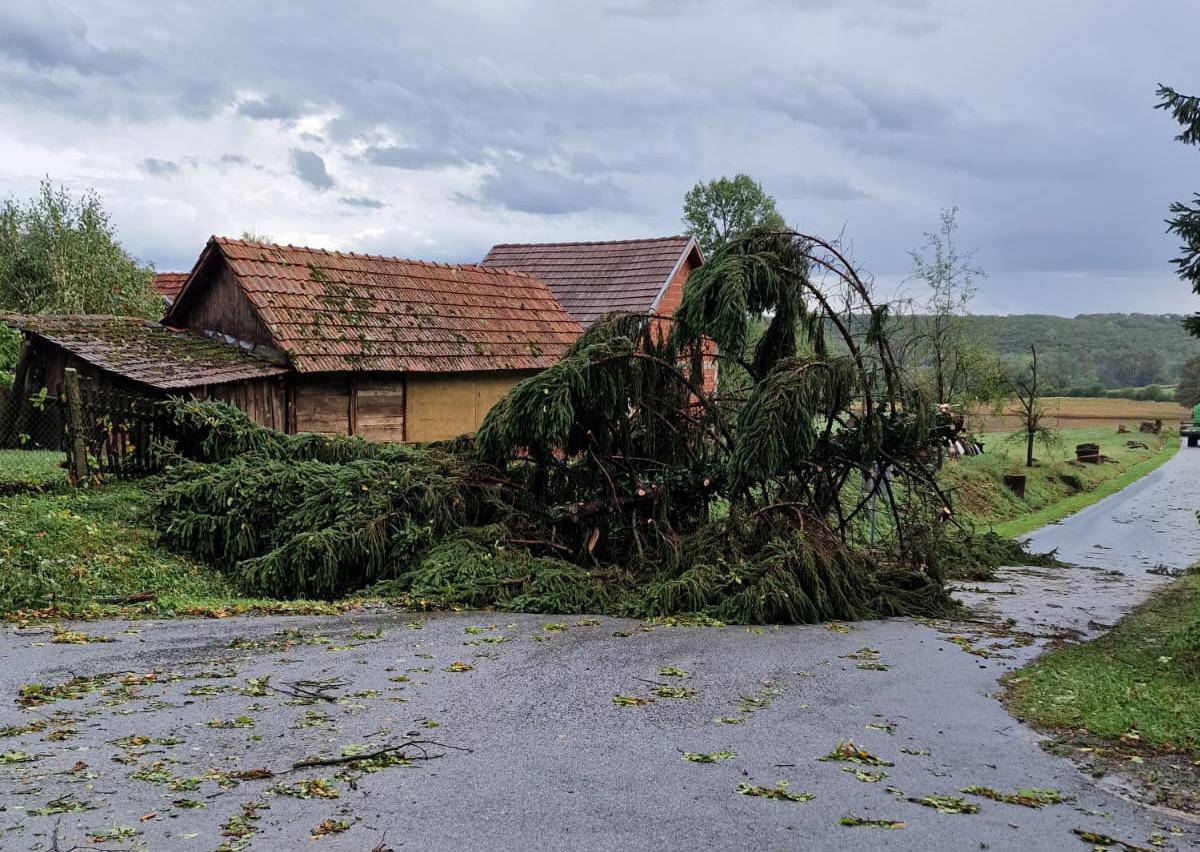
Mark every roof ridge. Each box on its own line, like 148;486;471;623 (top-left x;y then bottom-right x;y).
488;235;692;249
213;235;531;275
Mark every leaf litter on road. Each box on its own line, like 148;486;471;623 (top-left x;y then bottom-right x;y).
819;739;894;766
908;794;979;814
682;750;735;763
737;781;814;802
840;812;904;829
963;785;1064;808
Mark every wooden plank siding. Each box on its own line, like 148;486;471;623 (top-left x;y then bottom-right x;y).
354;378;406;442
180;261;274;347
198;377;288;432
290;374;408;441
293;375;352;436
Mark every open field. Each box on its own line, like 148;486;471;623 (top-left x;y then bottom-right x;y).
972;396;1188;432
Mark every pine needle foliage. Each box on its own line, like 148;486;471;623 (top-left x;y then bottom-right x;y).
154;229;965;622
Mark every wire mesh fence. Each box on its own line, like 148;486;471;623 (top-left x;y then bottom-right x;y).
0;383;68;452
1;374;170;481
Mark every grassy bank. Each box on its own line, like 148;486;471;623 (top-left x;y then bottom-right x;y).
0;454;354;619
0;474;236;616
1006;574;1200;755
944;426;1178;537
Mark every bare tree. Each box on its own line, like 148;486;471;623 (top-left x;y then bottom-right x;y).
1008;345;1059;467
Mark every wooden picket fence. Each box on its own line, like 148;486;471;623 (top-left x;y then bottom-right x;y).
63;368;170;482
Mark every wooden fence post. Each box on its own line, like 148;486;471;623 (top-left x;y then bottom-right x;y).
64;368;89;486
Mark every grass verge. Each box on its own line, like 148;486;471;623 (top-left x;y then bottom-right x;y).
1005;573;1200;755
944;426;1178;536
993;438;1178;538
0;468;355;620
0;477;237;616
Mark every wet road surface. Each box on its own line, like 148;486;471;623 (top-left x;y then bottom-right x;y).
1;447;1198;850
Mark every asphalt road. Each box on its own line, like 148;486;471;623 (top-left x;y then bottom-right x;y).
2;448;1199;851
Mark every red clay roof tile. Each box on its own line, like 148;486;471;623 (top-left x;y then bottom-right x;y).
479;236;698;328
169;238;583;374
152;272;189;300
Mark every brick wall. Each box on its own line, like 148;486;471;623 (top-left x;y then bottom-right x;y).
651;250;718;394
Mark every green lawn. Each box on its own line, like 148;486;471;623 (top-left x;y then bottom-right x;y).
1006;574;1200;755
0;450;354;619
944;426;1178;537
0;449;67;492
0;477;238;616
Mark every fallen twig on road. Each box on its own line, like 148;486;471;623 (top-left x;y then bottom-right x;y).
289;739;471;772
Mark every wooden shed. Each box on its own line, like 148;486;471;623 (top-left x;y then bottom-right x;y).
4;237;582;444
0;313;291;448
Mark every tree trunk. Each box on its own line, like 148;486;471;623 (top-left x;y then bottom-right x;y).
1025;427;1035;468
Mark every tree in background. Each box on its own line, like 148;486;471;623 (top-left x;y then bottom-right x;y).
1097;348;1166;388
1007;345;1059;468
0;180;158;381
682;174;785;256
1156;85;1200;336
1177;354;1200;408
0;179;159;318
907;207;994;405
240;228;273;244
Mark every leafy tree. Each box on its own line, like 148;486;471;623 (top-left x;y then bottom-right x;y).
1097;348;1165;388
0;179;158;319
906;207;993;404
1156;85;1200;336
681;174;785;256
240;228;273;244
1177;354;1200;408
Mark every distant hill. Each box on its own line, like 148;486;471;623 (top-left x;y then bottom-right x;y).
959;313;1197;390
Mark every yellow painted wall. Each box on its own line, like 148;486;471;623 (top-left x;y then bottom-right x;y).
405;371;536;442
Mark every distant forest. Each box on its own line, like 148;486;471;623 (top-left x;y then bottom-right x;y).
908;313;1198;391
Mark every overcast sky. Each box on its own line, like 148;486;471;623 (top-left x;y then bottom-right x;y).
1;1;1197;316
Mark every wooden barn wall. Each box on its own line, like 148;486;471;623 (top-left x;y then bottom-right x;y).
180;260;274;347
195;377;288;432
18;340;123;396
354;377;406;442
292;375;352;436
405;370;535;443
290;374;407;441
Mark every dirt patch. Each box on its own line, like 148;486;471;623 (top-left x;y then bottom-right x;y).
1031;729;1200;820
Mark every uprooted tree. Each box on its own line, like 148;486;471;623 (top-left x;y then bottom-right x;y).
157;229;969;623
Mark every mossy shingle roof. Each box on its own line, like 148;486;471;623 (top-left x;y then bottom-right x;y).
169;237;583;374
0;314;289;389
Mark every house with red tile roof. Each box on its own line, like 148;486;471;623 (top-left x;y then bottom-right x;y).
4;234;713;444
4;237;581;443
481;235;715;391
481;236;702;329
152;272;189;306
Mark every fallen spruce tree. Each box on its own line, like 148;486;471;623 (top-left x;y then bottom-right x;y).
156;229;976;623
